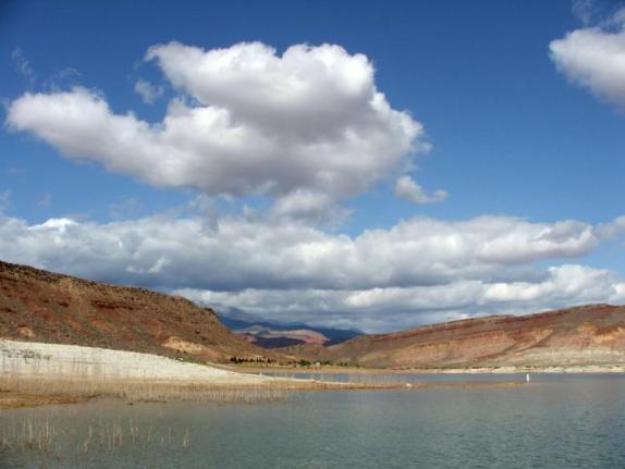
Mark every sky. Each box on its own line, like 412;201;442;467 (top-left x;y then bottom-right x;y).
2;0;625;332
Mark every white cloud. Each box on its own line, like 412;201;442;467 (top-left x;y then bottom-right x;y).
0;212;602;290
0;209;620;331
596;215;625;238
269;189;351;226
394;175;447;205
7;42;425;205
550;10;625;108
482;264;622;303
30;217;78;233
134;79;163;104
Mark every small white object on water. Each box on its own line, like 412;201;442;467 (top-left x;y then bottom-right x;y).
525;373;531;383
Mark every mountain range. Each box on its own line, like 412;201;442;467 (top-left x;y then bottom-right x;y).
218;314;362;348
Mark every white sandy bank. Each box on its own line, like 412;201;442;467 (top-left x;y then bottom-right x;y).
0;339;268;384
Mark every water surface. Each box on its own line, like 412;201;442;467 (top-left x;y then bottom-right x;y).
2;373;625;468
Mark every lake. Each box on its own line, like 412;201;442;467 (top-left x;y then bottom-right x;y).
2;373;625;468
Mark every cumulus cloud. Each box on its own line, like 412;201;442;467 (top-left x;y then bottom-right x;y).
0;209;620;330
550;9;625;108
7;42;425;205
133;79;163;104
394;175;447;205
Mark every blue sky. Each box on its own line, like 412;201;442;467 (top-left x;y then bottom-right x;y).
2;0;625;331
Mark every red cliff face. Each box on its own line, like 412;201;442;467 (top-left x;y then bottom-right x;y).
289;305;625;369
0;261;267;362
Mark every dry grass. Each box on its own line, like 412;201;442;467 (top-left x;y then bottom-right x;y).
0;374;294;406
0;371;417;411
0;370;528;410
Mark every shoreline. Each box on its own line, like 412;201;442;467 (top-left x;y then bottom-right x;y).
0;376;525;411
230;364;625;375
3;339;624;411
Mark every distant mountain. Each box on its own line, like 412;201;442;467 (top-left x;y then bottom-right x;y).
0;261;268;362
218;314;362;348
285;304;625;369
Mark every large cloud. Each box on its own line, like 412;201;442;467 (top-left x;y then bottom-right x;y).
7;42;424;202
0;209;621;331
0;212;599;291
550;10;625;108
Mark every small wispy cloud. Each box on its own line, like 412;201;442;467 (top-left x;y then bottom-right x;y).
11;48;36;85
394;175;447;205
44;67;81;90
0;190;12;213
109;196;142;220
572;0;595;25
37;192;52;208
134;79;163;104
1;167;26;176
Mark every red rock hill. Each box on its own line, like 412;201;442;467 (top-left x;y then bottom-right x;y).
0;260;267;363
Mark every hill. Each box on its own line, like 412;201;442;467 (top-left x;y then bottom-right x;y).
286;304;625;369
4;260;625;371
0;260;268;363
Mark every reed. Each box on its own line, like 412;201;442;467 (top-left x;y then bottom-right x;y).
0;415;194;464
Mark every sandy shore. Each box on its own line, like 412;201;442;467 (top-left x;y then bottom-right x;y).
0;339;271;384
0;338;279;409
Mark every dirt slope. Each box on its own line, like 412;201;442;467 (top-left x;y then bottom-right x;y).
286;304;625;369
0;261;267;363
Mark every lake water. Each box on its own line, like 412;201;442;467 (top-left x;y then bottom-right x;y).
2;373;625;468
